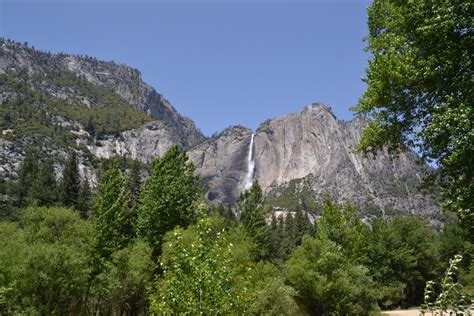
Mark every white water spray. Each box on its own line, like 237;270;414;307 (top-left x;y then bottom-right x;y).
244;133;255;189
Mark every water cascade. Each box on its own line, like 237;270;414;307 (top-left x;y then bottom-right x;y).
244;133;255;189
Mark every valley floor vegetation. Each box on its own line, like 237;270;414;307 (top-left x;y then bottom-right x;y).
0;145;472;315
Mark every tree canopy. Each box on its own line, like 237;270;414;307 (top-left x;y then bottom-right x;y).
353;0;473;237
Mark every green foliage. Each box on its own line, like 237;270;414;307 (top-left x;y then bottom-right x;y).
353;0;474;236
39;70;153;136
149;213;249;314
236;181;270;259
88;240;153;315
137;145;202;261
286;235;379;315
59;151;81;209
92;162;133;261
365;217;440;307
246;262;299;315
77;178;92;219
317;198;369;263
0;207;92;314
0;71;152;155
150;213;299;315
27;159;58;207
266;178;319;211
13;149;39;208
421;255;473;315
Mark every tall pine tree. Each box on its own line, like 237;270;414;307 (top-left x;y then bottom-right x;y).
236;181;269;259
59;151;80;209
77;178;92;219
27;159;58;207
14;149;39;208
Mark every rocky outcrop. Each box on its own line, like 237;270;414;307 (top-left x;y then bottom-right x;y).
188;126;252;205
84;121;180;163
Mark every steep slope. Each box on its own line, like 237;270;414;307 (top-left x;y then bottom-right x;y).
0;39;204;147
0;39;205;180
190;104;439;220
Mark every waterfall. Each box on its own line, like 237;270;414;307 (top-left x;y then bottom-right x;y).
244;133;255;189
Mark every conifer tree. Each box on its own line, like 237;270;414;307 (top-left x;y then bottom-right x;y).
294;207;313;246
0;173;9;219
77;178;92;219
236;181;269;259
281;213;296;258
28;159;57;207
15;149;39;208
137;145;202;262
92;162;132;260
268;213;283;260
59;151;80;209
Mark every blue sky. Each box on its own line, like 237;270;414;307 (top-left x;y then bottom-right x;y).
1;0;372;136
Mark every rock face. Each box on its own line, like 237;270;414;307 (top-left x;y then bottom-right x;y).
188;126;253;204
84;121;181;163
190;104;439;221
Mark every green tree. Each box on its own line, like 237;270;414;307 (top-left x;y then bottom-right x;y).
59;151;81;209
88;240;153;315
137;145;202;262
27;159;58;207
267;213;283;260
92;162;133;261
77;178;92;219
317;198;369;263
0;174;10;220
14;149;39;208
366;217;440;307
286;235;378;315
281;212;296;259
294;207;313;246
149;213;249;314
0;207;92;314
353;0;473;235
236;181;269;259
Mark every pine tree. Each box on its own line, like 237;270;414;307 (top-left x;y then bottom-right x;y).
268;213;283;260
59;151;80;209
294;207;312;246
77;178;92;219
137;145;202;262
92;162;132;260
0;173;9;219
282;212;296;258
236;181;269;259
15;149;39;208
27;159;58;207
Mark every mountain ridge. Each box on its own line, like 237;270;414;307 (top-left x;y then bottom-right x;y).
0;39;440;223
